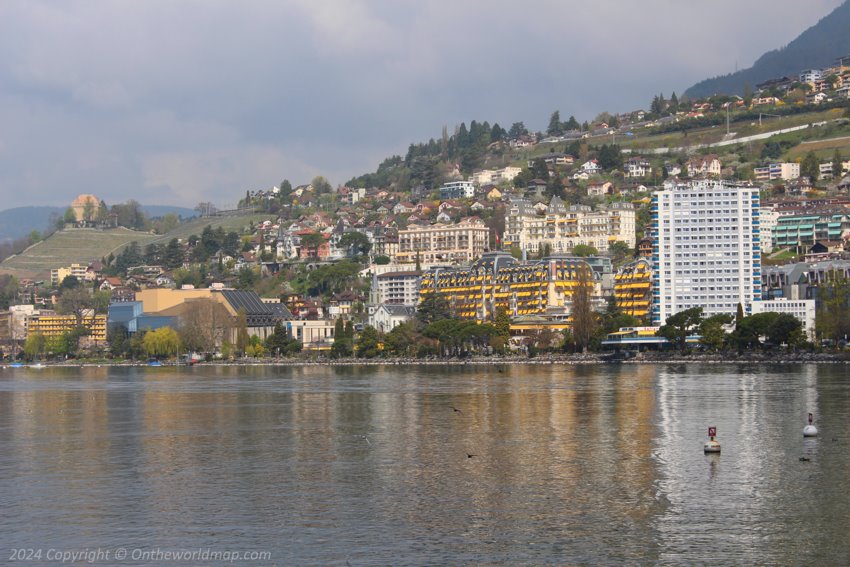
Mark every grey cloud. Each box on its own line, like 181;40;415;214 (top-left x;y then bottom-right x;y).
0;0;843;209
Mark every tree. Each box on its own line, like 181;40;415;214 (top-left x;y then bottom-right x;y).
235;309;250;356
265;322;302;356
375;255;391;265
311;176;333;194
164;238;184;269
82;200;95;224
699;314;733;351
565;115;580;130
356;326;381;358
570;262;596;353
60;275;80;290
337;231;372;258
816;275;850;344
57;287;94;328
801;151;820;182
63;207;77;225
547;110;563;136
195;202;217;217
508;122;528;139
178;298;231;353
571;244;598;257
24;332;45;360
416;292;452;325
143;327;181;358
657;307;704;350
832;149;843;180
607;241;632;266
384;322;421;357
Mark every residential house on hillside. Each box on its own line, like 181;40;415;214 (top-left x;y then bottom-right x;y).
687;155;722;177
624;158;652;178
587;181;613;197
581;159;601;174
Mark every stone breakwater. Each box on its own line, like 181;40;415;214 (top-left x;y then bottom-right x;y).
8;351;848;369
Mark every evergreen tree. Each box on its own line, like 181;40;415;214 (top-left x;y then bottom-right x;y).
547;111;562;135
832;149;843;179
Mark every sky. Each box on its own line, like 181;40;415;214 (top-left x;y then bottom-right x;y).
0;0;844;211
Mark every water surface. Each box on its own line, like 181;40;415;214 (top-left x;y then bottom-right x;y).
0;363;848;565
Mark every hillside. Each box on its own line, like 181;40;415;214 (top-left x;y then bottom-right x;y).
0;212;274;280
0;228;159;280
684;0;850;98
0;204;198;242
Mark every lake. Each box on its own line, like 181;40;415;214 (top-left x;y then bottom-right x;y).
1;363;848;566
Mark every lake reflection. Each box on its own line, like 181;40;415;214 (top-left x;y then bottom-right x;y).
1;363;849;565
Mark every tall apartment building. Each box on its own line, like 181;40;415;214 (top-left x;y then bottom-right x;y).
370;271;422;305
396;218;489;265
650;180;762;325
503;196;635;255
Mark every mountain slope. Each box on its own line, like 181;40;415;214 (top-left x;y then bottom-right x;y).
684;0;850;98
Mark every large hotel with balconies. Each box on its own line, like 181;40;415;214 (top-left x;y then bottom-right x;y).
650;180;762;325
503;196;635;256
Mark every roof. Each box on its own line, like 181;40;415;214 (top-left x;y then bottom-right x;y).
220;290;291;326
378;304;417;317
377;271;422;279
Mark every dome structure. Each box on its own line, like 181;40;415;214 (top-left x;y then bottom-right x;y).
71;194;101;222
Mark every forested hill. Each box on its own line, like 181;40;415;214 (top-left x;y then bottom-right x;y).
346;120;517;193
684;0;850;98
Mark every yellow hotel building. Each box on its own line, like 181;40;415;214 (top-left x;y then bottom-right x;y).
613;258;653;321
419;252;601;320
27;311;107;343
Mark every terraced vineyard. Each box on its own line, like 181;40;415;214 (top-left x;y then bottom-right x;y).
0;212;274;281
0;228;158;280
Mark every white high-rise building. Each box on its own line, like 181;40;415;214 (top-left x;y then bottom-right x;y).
651;180;762;325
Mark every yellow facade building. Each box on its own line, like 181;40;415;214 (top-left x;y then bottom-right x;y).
418;252;601;321
613;258;652;321
27;311;107;343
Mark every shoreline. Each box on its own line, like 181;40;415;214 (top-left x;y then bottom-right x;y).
4;351;848;369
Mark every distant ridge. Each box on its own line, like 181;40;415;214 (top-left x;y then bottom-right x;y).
0;205;198;242
684;0;850;98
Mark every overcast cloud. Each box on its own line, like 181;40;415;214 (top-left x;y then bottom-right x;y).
0;0;843;209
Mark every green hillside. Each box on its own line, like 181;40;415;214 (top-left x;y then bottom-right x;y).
0;228;158;280
0;213;273;280
146;213;274;246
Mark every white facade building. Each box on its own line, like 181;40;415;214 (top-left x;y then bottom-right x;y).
439;181;475;199
651;180;762;325
758;205;780;254
504;197;635;255
751;299;816;340
372;271;422;306
471;166;522;186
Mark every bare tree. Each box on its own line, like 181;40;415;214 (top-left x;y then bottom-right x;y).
178;299;232;353
570;261;597;353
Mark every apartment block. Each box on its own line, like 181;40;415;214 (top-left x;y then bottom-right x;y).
439;181;475;199
650;180;761;325
50;263;89;286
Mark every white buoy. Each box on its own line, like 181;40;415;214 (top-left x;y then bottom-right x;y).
704;426;721;453
803;412;818;437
